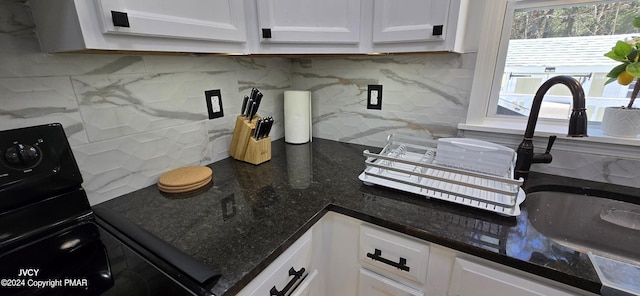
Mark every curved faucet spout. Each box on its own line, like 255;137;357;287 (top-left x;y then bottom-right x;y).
515;75;588;180
524;76;588;138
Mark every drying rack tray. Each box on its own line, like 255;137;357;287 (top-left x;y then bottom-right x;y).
358;135;526;216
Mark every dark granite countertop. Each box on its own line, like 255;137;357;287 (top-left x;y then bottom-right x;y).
95;138;640;296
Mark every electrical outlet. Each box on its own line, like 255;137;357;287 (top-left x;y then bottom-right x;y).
205;89;224;119
367;85;383;110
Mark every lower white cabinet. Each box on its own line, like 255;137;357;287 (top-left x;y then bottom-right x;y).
290;269;319;296
238;212;591;296
236;230;314;296
358;268;423;296
359;224;430;287
448;257;578;296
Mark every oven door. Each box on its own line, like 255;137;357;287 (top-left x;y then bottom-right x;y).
0;222;113;295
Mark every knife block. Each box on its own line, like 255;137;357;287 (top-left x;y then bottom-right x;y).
229;115;271;165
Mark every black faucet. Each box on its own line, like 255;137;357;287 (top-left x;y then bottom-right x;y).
514;76;588;180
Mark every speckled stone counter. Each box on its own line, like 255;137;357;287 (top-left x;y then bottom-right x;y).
95;138;640;296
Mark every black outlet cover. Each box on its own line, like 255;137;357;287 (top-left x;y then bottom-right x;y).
367;85;383;110
205;89;224;119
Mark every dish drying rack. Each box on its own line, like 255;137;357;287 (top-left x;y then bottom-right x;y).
359;135;526;216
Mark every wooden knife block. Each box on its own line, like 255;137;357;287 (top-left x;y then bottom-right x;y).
229;115;271;165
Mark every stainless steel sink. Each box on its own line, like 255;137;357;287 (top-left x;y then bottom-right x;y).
526;190;640;263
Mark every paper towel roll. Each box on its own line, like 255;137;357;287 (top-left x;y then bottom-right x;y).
284;91;312;144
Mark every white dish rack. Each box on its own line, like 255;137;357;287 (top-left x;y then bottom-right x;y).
358;135;526;216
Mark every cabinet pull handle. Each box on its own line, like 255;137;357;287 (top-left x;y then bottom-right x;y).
270;267;306;296
432;25;443;36
111;11;130;28
366;248;410;272
262;28;272;38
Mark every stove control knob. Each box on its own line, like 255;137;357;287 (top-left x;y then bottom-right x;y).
4;143;40;167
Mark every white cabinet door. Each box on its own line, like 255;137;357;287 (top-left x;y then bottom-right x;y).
95;0;246;42
312;212;362;296
290;269;319;296
236;231;313;296
30;0;248;53
359;268;423;296
255;0;361;44
371;0;449;44
448;258;577;296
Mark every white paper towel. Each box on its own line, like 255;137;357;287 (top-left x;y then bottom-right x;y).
284;91;312;144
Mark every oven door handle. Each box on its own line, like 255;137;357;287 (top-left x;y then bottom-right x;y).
93;207;221;288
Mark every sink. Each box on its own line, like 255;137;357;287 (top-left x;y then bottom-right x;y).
526;190;640;263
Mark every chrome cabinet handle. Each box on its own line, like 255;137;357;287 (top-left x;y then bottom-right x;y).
270;267;306;296
366;248;410;272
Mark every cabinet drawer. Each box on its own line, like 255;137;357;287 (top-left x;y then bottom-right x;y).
358;268;423;296
448;258;576;296
237;231;312;296
359;224;429;285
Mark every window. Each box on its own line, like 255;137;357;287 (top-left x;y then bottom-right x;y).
465;0;640;129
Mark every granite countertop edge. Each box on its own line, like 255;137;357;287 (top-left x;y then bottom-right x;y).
97;138;626;296
223;201;601;296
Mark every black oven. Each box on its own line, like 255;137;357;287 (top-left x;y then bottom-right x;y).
0;124;219;296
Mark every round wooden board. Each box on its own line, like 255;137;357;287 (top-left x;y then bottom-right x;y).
158;176;212;194
158;166;213;194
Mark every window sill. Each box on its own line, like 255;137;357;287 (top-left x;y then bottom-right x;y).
458;119;640;160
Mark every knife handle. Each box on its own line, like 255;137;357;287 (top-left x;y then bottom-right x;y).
254;119;263;139
245;99;254;119
241;95;249;115
255;91;263;105
264;117;274;138
249;102;258;120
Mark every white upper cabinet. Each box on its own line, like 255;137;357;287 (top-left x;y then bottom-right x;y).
369;0;480;53
371;0;448;44
95;0;246;42
248;0;364;54
30;0;480;54
30;0;248;53
256;0;361;44
247;0;479;54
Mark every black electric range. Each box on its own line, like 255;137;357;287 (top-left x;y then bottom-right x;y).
0;124;220;296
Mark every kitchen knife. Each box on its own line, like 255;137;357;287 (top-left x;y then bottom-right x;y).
244;98;253;118
249;100;259;120
250;88;258;101
256;117;266;139
254;91;263;109
253;91;263;117
253;118;263;139
247;101;257;121
263;117;274;139
241;95;249;115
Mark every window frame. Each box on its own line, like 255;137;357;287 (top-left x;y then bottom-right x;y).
460;0;640;156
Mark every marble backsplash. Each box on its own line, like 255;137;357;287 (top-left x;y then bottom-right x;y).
292;54;475;147
0;0;290;204
1;0;638;205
